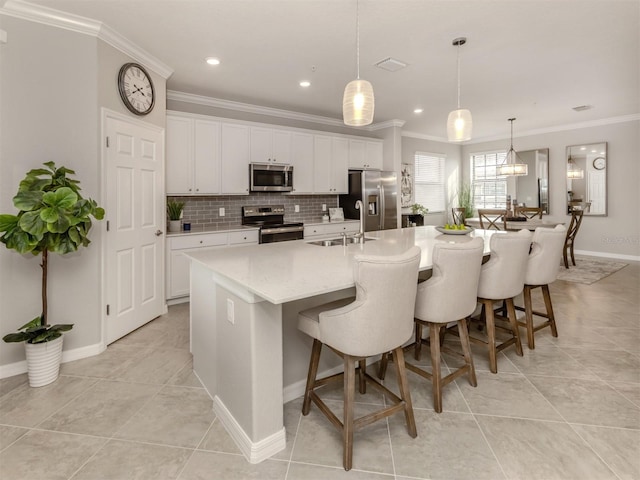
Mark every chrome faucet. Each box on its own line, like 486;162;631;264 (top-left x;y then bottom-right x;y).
354;200;365;244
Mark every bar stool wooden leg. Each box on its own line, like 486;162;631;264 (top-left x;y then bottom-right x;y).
542;284;558;337
303;339;322;415
378;352;389;380
506;298;524;356
457;318;477;387
358;359;366;394
392;347;417;437
483;299;498;374
414;322;423;360
523;285;536;349
429;323;443;413
343;355;356;471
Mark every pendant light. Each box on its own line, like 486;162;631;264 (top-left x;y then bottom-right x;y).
497;118;528;176
343;0;374;126
447;37;472;142
567;152;584;179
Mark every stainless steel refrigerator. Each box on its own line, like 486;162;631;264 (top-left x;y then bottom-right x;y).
339;170;398;231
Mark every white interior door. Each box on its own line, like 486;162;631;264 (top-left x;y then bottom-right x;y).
105;112;165;344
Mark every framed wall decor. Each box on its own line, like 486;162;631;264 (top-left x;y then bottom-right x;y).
401;163;414;207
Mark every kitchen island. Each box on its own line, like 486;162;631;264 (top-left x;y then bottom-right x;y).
185;226;496;463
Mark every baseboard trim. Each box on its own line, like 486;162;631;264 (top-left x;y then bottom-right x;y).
0;341;105;379
575;250;639;262
212;396;286;464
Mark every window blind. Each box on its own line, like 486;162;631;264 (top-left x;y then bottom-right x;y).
414;152;445;212
471;151;507;209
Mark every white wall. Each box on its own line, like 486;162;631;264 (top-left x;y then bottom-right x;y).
462;120;640;259
0;16;166;369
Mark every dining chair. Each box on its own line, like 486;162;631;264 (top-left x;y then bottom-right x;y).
515;225;566;349
381;238;484;413
477;209;507;230
563;209;584;268
451;207;467;226
297;246;421;471
469;229;531;373
514;206;543;219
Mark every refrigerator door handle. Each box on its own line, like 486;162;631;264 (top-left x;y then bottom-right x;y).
379;183;385;230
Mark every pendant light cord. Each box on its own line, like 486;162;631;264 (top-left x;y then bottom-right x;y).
356;0;360;79
456;42;461;109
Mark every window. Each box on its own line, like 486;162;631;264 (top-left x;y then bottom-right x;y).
414;152;445;212
471;151;507;209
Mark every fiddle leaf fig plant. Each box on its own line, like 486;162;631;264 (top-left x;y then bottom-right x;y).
0;162;105;344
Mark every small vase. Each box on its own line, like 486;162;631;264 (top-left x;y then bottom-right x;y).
25;336;64;387
169;220;181;232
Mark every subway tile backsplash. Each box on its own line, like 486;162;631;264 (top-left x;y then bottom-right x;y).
169;193;339;229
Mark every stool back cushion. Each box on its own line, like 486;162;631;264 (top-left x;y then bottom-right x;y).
318;246;421;357
526;225;566;286
477;229;533;300
415;237;484;324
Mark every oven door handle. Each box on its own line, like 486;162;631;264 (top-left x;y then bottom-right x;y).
261;226;304;235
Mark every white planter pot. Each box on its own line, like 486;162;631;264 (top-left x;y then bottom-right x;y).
25;336;64;387
168;220;181;232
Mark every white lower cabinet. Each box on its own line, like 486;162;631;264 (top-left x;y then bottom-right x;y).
304;221;360;239
167;229;259;300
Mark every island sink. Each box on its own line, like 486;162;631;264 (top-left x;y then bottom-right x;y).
307;237;377;246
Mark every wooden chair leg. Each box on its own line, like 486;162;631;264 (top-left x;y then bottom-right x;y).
343;355;356;471
429;323;443;413
483;300;498;374
457;318;477;387
378;352;389;380
523;286;536;349
563;248;569;269
570;243;576;266
392;347;417;438
505;298;523;356
542;284;558;337
358;359;366;394
414;322;423;360
303;339;322;415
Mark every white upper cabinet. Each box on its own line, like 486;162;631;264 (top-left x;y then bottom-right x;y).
166;115;193;194
290;132;314;194
313;135;348;194
250;127;292;164
313;135;332;193
221;123;250;194
348;138;383;170
166;115;221;195
331;137;349;193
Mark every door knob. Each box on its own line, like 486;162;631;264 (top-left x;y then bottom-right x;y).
155;230;164;236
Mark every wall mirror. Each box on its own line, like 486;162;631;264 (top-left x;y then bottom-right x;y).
507;148;549;214
566;142;607;216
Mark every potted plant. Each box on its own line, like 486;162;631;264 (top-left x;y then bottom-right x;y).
459;182;475;219
167;200;184;232
0;162;104;387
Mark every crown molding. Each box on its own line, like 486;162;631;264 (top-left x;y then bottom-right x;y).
401;130;449;143
167;90;400;131
0;0;173;78
369;119;406;130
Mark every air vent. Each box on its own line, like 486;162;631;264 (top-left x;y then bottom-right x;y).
374;57;408;72
572;104;593;112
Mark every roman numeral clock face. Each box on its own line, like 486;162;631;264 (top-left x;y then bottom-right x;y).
118;63;155;115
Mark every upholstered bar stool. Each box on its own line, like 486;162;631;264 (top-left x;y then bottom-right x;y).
515;225;566;349
297;246;421;471
471;229;532;373
389;238;485;413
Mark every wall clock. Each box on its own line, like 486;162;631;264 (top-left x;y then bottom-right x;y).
118;63;155;116
592;157;606;170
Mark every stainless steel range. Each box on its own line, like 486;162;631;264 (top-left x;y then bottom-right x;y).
242;204;304;243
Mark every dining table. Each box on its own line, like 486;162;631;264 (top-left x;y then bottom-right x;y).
465;217;565;232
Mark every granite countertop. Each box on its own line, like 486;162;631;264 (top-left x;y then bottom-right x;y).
185;226;497;305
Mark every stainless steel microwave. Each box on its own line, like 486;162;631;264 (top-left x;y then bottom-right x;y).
249;163;293;192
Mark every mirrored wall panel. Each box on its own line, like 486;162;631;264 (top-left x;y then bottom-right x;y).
507;148;549;214
566;142;607;216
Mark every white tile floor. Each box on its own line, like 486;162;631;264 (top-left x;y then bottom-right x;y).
0;258;638;479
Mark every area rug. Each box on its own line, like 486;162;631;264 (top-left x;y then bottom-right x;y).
556;258;628;285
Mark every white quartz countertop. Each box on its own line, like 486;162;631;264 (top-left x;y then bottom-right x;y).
185;226;498;305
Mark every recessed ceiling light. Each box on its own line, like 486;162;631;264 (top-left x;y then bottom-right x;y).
205;57;220;66
580;147;586;150
299;81;311;87
414;108;423;114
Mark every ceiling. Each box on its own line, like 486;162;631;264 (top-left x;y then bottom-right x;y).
13;0;640;141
